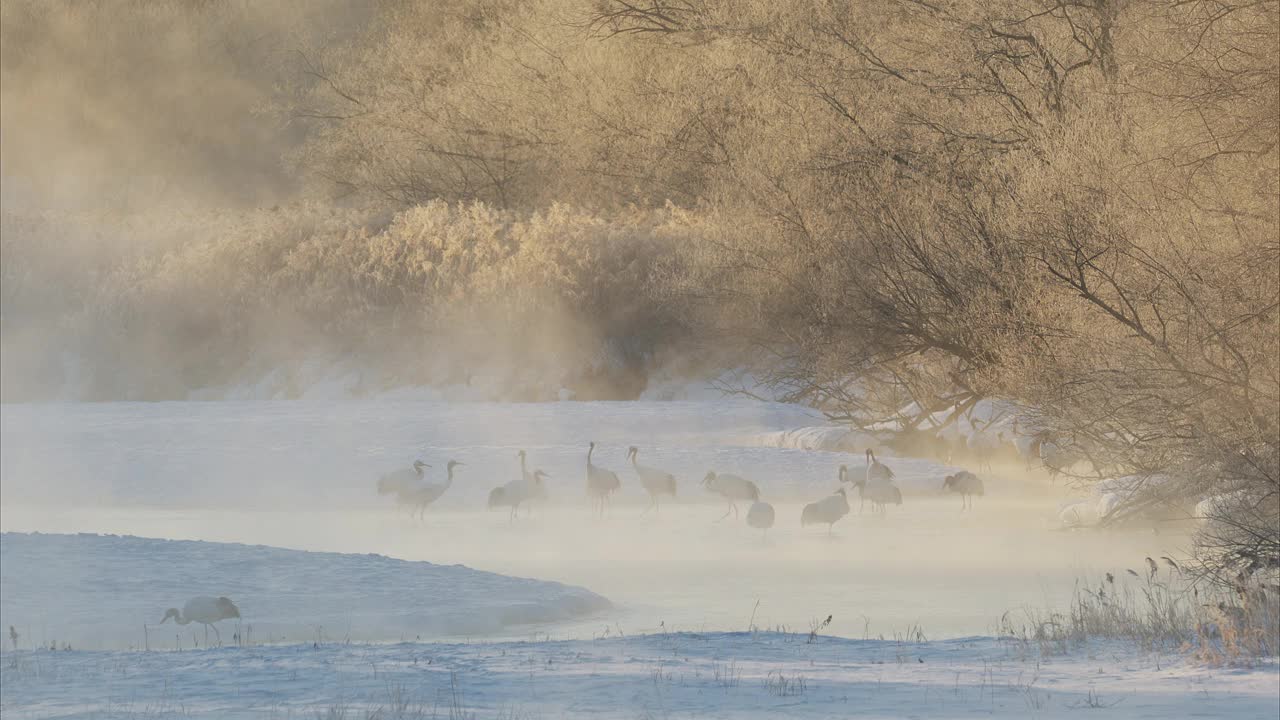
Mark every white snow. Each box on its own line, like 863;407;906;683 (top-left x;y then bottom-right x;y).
744;425;872;453
1056;475;1182;528
2;632;1275;719
638;368;784;402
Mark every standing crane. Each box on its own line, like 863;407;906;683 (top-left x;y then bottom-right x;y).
627;446;677;514
514;449;548;516
380;459;464;519
160;596;241;646
406;459;464;518
586;441;621;516
489;470;551;522
377;460;429;498
801;488;851;535
865;449;895;485
847;476;903;515
702;471;760;521
838;464;867;512
942;471;984;510
746;501;775;538
966;418;1005;472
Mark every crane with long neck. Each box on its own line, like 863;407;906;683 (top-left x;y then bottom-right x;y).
586;441;621;517
402;459;464;519
627;446;676;514
160;596;240;647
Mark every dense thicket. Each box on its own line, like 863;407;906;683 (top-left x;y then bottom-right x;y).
2;0;1276;572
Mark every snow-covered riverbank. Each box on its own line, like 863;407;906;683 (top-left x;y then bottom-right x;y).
0;533;609;651
4;630;1276;719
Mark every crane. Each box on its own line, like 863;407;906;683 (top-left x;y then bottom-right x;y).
489;470;551;522
801;488;851;535
702;471;760;521
627;446;677;514
160;596;240;647
942;471;984;509
586;441;621;516
747;501;775;538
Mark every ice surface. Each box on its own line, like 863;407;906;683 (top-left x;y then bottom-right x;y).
0;533;610;651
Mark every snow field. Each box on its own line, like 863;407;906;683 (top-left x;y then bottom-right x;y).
2;632;1276;719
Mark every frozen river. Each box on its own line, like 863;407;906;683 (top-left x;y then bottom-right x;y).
1;400;1190;646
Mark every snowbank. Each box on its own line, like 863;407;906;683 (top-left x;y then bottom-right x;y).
0;533;610;650
1056;475;1180;528
638;368;787;402
744;426;876;453
2;632;1275;719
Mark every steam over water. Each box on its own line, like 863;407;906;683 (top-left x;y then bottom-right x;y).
1;400;1190;646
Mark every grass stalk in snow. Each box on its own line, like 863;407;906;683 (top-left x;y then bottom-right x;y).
999;567;1279;664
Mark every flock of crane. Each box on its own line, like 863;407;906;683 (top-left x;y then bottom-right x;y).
376;443;987;535
150;446;989;648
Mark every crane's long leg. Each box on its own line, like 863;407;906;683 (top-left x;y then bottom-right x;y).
641;497;654;516
212;623;221;647
715;503;732;522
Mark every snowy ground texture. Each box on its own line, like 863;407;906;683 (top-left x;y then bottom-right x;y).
0;533;609;651
3;632;1277;719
